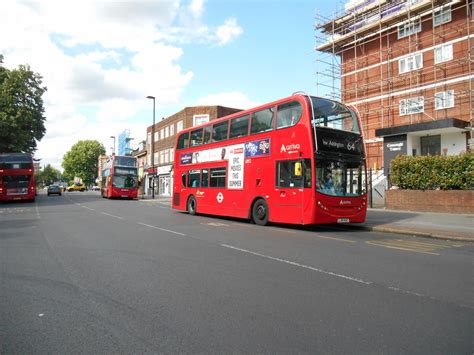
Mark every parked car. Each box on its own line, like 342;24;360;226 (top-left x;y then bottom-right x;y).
47;184;62;196
91;185;100;191
67;183;86;192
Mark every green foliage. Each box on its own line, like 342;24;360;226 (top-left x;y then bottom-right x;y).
0;58;47;153
62;140;106;186
390;153;474;190
35;164;62;187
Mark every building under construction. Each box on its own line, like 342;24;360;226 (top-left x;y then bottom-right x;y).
315;0;473;174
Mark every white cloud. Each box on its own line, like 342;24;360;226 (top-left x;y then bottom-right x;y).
215;18;243;46
196;92;259;110
0;0;244;169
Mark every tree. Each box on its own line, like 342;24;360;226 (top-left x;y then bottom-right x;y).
62;140;106;186
0;56;47;153
35;164;62;187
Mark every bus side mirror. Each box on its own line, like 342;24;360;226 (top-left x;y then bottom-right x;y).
294;162;302;177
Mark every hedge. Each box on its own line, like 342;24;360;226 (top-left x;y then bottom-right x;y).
390;152;474;190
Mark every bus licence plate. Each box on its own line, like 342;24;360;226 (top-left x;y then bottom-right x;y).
337;218;350;223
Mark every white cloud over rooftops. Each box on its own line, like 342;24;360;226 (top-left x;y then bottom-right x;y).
0;0;244;169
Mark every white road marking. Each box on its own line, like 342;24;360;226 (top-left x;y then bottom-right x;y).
35;204;41;219
101;212;123;220
81;205;95;211
220;244;372;285
137;222;186;236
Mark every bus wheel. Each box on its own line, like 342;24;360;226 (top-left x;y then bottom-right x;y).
252;199;269;226
187;195;197;215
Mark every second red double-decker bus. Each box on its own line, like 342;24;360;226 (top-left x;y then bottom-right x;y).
100;155;138;199
0;153;36;202
172;93;367;225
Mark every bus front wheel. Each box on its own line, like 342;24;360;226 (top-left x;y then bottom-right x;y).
187;196;197;215
252;199;269;226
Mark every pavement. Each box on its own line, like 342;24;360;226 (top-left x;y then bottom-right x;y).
140;195;473;242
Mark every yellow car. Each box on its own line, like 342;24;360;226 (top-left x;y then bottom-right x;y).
67;183;86;192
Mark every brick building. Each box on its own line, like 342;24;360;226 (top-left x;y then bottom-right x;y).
145;105;241;197
316;0;473;175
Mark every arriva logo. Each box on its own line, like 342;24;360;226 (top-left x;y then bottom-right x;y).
340;200;351;206
280;143;300;153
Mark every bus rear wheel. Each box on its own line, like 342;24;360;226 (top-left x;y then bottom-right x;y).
187;195;197;215
252;198;269;226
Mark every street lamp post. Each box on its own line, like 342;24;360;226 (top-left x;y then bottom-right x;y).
146;95;155;199
110;136;116;155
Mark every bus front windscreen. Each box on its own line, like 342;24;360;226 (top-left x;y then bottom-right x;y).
113;175;137;188
310;97;360;134
316;159;366;197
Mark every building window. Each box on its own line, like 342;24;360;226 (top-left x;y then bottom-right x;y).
433;5;451;27
177;120;184;133
193;114;210;127
435;90;454;110
170;124;175;136
398;18;421;39
165;126;169;138
434;44;453;64
421;135;441;156
170;148;174;162
154;132;158;141
160;151;165;164
153;152;158;165
399;97;424;115
399;53;423;74
147;132;151;145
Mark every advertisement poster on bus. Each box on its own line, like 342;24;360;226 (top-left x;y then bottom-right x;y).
228;144;245;190
244;138;271;157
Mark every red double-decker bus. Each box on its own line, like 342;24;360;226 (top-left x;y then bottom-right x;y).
172;93;367;225
0;153;36;202
100;155;138;199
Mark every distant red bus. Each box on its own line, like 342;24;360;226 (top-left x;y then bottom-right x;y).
100;155;138;199
172;93;367;225
0;153;36;202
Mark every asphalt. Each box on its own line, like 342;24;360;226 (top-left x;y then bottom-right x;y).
141;195;473;242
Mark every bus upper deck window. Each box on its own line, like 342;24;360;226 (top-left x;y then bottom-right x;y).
212;121;229;142
203;126;211;144
251;107;274;134
177;132;190;149
277;101;302;129
190;128;203;147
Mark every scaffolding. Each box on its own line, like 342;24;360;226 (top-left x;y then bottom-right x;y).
315;0;474;166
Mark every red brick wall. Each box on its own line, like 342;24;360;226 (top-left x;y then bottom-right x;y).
386;190;474;213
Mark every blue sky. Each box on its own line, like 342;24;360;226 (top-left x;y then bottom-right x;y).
1;0;338;169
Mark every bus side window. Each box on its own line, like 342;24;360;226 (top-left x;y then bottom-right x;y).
203;125;211;144
190;128;203;147
188;170;200;188
251;107;274;134
276;101;302;129
276;160;303;188
212;121;229;142
303;159;312;188
210;167;226;187
201;169;209;187
177;132;190;149
229;115;250;139
181;172;187;187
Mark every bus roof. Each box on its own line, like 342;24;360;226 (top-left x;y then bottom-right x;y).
176;93;337;133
